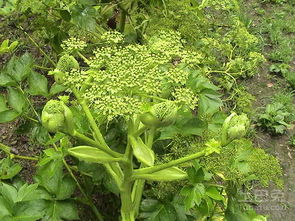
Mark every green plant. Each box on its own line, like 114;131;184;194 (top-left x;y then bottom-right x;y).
0;0;287;219
257;93;295;134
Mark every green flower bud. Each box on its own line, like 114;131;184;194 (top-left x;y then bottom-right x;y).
140;101;178;128
41;100;74;134
221;113;250;146
56;54;79;72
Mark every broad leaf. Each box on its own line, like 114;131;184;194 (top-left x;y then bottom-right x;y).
13;200;46;221
43;200;79;221
180;183;205;210
7;87;27;113
27;71;48;96
140;199;177;221
0;72;16;86
5;53;33;82
0;109;20;123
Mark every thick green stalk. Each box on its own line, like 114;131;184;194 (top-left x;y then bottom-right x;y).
72;89;124;189
132;128;155;216
120;142;135;221
119;6;127;33
133;150;207;176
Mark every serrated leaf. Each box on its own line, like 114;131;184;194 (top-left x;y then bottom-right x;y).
129;136;154;166
34;159;63;195
181;183;205;210
6;53;33;82
140;199;177;221
7;87;27;113
13;200;46;221
43;200;79;221
16;184;38;202
27;71;48;96
187;166;205;184
68;146;119;163
136;167;187;181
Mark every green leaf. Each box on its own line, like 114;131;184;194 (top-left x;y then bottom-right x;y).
140;199;177;221
34;159;63;195
5;53;33;82
27;71;48;96
180;183;205;210
198;90;222;117
0;182;18;204
7;87;27;113
0;72;16;86
16;184;39;202
49;83;66;96
71;6;97;31
0;196;12;218
0;158;22;180
0;94;8;112
129;136;155;167
187;166;205;184
0;109;20;123
43;200;79;221
205;187;224;201
136;167;187;181
55;176;76;200
68;146;120;163
13;200;46;221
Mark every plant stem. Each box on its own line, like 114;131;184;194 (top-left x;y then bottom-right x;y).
120;142;135;221
34;64;53;70
133;150;207;176
0;143;38;161
119;6;127;33
0;142;11;154
72;88;124;190
19;26;56;66
12;154;39;161
77;51;90;64
18;86;41;122
72;89;108;148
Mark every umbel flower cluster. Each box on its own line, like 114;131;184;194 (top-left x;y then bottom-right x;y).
59;31;202;121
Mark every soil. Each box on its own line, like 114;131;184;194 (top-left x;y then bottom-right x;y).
238;0;295;219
